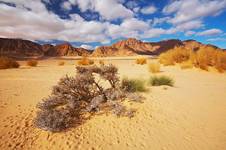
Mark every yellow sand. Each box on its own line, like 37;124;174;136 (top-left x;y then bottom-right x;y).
0;58;226;150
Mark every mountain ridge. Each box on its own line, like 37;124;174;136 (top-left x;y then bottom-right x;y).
0;37;224;58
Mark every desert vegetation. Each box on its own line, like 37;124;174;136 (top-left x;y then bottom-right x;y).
159;46;226;72
121;77;147;92
58;61;65;66
136;57;147;65
34;64;144;132
99;60;105;65
27;60;38;67
148;62;160;73
0;56;20;69
77;57;94;66
180;61;193;69
149;75;174;86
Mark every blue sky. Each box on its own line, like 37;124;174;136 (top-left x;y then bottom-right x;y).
0;0;226;49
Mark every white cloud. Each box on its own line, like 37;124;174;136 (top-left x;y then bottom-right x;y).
0;1;109;43
197;29;223;36
61;1;72;10
68;0;133;20
185;31;196;36
141;28;166;38
3;0;223;45
121;18;149;31
80;44;94;49
152;17;170;26
163;0;226;24
175;20;204;31
141;5;157;14
94;0;133;20
207;38;226;42
125;1;139;9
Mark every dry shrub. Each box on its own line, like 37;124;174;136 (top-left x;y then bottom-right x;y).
180;61;193;69
99;60;105;65
77;57;94;66
136;57;147;65
27;60;38;67
194;47;226;72
58;61;65;66
34;64;144;132
159;46;226;73
148;62;160;73
215;51;226;72
0;56;20;69
159;47;191;66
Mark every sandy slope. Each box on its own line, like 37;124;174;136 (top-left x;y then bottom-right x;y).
0;58;226;150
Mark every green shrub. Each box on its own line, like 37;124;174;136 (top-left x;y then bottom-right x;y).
121;77;147;92
0;56;20;69
149;75;174;86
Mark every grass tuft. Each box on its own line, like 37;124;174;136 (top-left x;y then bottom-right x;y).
149;75;174;86
121;77;147;92
148;62;160;73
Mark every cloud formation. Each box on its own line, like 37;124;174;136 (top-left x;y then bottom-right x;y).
140;5;157;14
197;29;223;36
0;0;225;47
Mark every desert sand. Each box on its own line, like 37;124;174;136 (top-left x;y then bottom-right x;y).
0;58;226;150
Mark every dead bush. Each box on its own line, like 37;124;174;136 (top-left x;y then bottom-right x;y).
136;57;147;65
148;62;160;73
215;51;226;72
159;46;226;73
58;61;65;66
27;60;38;67
77;57;94;66
159;47;191;65
0;56;20;69
34;64;144;132
99;60;105;65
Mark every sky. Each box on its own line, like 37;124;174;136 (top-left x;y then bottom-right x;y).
0;0;226;49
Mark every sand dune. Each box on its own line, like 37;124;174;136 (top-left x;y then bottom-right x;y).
0;58;226;150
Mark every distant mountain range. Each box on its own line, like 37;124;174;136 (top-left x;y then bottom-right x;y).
0;37;223;58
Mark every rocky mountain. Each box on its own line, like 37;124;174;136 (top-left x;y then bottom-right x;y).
0;37;224;58
92;38;224;56
0;38;43;57
43;43;90;56
0;38;91;57
92;38;184;56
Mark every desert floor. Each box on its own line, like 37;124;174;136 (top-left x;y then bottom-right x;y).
0;58;226;150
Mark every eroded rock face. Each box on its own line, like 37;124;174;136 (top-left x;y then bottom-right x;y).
0;38;43;57
43;43;91;56
0;37;224;58
92;38;184;56
0;38;91;57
